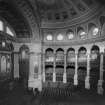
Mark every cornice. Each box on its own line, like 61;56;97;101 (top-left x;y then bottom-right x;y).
41;5;103;29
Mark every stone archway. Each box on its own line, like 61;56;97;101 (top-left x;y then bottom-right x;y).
19;44;30;88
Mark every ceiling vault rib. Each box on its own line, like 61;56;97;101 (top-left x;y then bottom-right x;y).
62;0;70;10
79;0;90;10
67;0;81;15
28;0;41;28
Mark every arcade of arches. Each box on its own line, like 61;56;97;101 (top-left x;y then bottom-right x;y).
1;0;105;105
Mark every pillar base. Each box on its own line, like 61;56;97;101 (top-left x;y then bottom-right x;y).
43;73;45;82
53;72;56;82
97;80;104;95
85;76;90;89
74;74;78;85
63;73;67;83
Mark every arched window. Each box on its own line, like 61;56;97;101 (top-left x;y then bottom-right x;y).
67;48;75;62
100;16;105;36
57;33;64;41
78;47;87;62
19;45;29;60
46;34;53;41
0;18;15;37
1;56;6;73
66;29;74;40
6;26;14;36
77;27;87;39
91;45;100;60
56;48;64;62
45;48;54;62
100;16;105;27
88;23;99;36
0;20;3;31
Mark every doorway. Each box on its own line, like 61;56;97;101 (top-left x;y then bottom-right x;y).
19;45;29;88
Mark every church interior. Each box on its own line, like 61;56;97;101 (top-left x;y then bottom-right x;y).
0;0;105;105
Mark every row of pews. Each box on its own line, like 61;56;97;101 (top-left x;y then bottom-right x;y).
40;87;72;97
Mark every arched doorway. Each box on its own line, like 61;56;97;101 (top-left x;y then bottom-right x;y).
19;45;30;88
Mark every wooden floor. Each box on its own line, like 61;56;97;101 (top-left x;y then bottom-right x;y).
0;81;105;105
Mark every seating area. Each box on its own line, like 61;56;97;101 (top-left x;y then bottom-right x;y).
0;80;105;105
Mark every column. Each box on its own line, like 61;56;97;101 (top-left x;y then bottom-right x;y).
63;54;67;83
42;53;45;82
53;53;56;82
38;53;42;80
85;53;90;89
97;53;104;95
14;52;19;79
29;52;42;92
0;54;1;74
38;53;42;91
74;53;78;85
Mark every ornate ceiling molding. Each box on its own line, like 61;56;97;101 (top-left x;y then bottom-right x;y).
14;0;40;41
41;5;103;29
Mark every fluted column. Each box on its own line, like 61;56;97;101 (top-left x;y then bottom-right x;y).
42;53;45;82
53;53;56;82
63;54;67;83
74;53;78;85
85;53;90;89
97;53;104;95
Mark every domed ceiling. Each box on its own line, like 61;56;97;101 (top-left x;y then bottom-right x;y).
0;0;104;36
36;0;100;21
27;0;102;28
